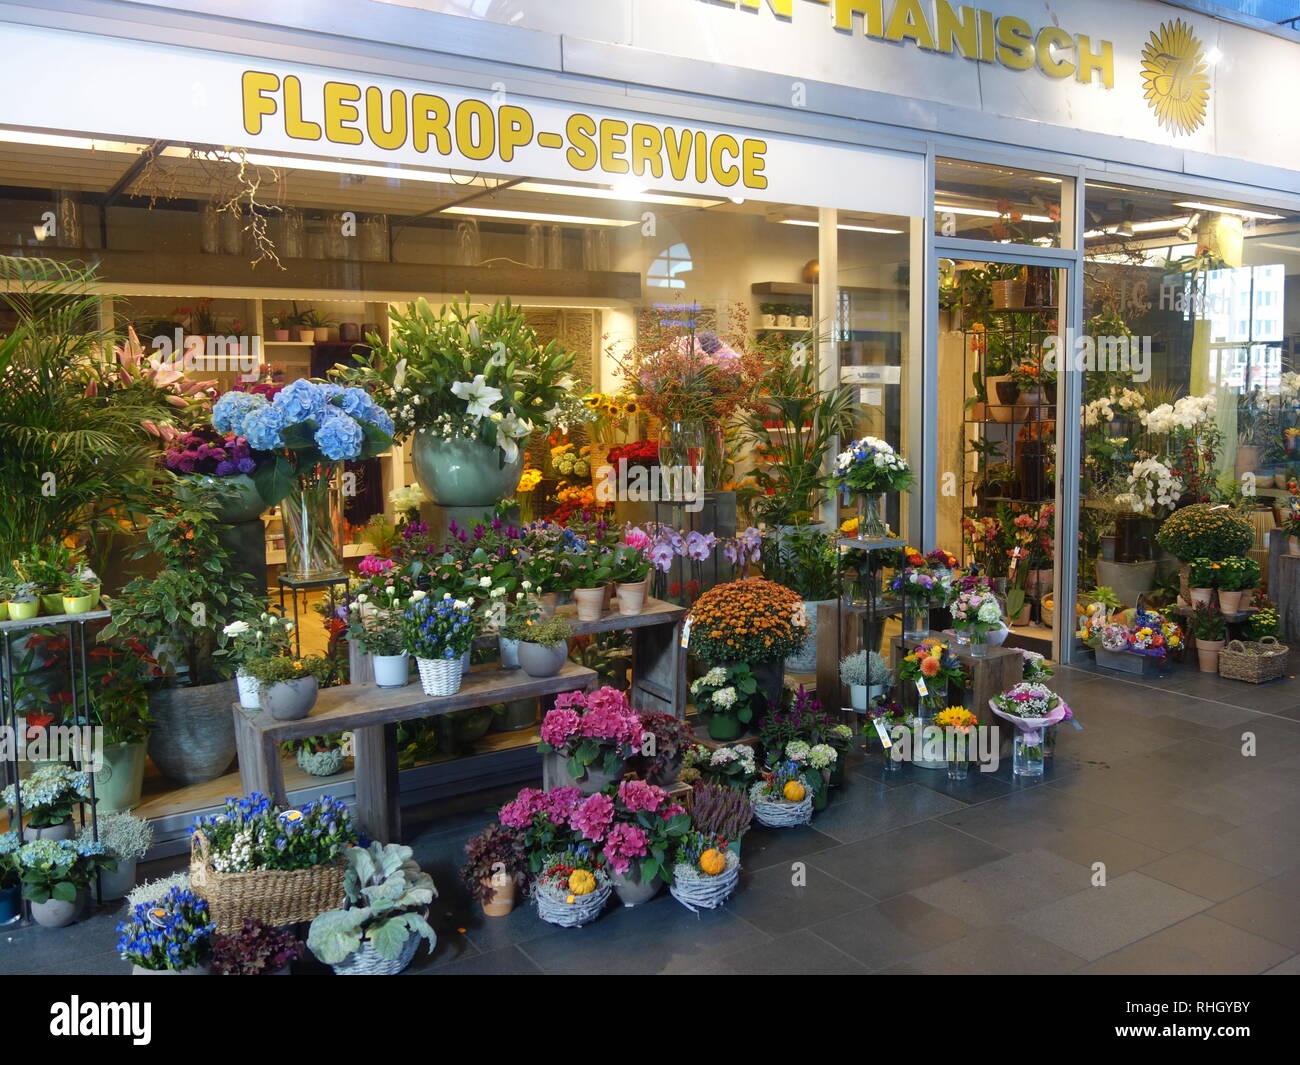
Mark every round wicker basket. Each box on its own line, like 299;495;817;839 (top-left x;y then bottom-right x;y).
416;656;463;697
749;783;813;828
329;931;423;976
534;870;612;928
669;851;741;911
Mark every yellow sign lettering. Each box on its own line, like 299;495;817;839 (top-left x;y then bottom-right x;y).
365;87;407;151
283;75;322;141
995;15;1035;71
933;3;979;60
497;104;534;162
885;0;935;51
598;118;630;174
455;99;495;160
411;93;451;154
241;71;279;136
323;81;363;145
1036;26;1075;79
630;123;666;179
565;113;598;171
1076;34;1114;88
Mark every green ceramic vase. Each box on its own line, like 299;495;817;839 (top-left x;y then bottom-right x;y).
412;435;525;508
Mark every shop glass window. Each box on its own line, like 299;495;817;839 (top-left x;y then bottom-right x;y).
936;158;1071;249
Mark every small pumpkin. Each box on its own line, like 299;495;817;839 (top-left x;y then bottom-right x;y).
782;779;806;802
699;848;727;876
567;868;597;896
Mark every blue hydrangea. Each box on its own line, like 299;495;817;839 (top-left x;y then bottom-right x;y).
242;404;289;451
212;391;268;437
314;408;364;460
274;378;330;424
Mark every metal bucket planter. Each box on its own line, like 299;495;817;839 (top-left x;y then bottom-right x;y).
147;681;238;786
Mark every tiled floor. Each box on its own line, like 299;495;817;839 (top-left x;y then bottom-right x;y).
3;659;1298;975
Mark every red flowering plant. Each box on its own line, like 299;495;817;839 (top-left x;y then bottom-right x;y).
537;686;642;781
568;780;689;884
607;440;660;471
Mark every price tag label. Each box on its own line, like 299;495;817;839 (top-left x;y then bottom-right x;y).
679;618;693;649
1008;545;1022;578
915;677;929;697
873;717;893;748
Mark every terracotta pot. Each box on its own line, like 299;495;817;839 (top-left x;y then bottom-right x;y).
1189;587;1214;607
481;876;516;917
1239;588;1255;611
615;579;647;616
296;328;315;343
572;586;605;622
1196;638;1224;673
1217;589;1243;616
272;329;290;342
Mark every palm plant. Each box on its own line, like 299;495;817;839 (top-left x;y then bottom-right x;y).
739;340;856;525
0;256;181;567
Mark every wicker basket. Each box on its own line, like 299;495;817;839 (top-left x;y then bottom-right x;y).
1218;636;1289;684
534;871;612;928
329;931;423;976
416;656;463;697
189;831;347;934
669;852;740;912
749;783;813;828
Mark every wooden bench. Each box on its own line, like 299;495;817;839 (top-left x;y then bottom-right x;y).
232;662;597;842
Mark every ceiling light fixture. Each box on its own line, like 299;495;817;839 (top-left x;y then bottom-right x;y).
933;204;1055;223
779;219;903;234
509;180;721;208
0;128;150;154
1174;201;1284;220
440;205;633;227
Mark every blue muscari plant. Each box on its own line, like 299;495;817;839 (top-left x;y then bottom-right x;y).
116;886;212;971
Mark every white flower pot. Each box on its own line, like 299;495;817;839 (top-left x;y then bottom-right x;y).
417;656;464;697
236;670;261;710
372;653;410;689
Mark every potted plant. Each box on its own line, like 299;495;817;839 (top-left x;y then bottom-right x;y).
266;310;296;342
669;827;743;911
679;742;758;791
761;525;838;674
117;885;213;973
4;580;38;621
987;260;1026;308
497;592;540;669
783;739;838;810
14;542;84;615
840;650;870;710
759;302;779;327
1190;602;1227;673
458;823;528;918
82;812;152;901
402;593;476;697
212;918;302;975
16;837;112;928
686;577;807;715
3;762;91;841
1187;557;1219;607
0;832;19;923
361;298;578;509
163;426;276;524
346;592;410;688
1215;556;1259;616
634;711;693;786
295;308;335;343
564;538;614;621
242;654;330;721
60;574;96;615
84;639;157;813
190;793;357;933
537;686;641;793
610;531;652;616
934;706;979;781
1156;503;1254;564
224;611;296;708
690;662;759;740
687;782;754;855
569;780;690;908
306;842;437;975
532;849;611;928
516;616;573;678
283;733;350;777
748;762;814;828
100;485;264;785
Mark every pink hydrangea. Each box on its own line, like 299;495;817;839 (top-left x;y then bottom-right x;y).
584;686;630;716
541;787;583;819
617;779;666;814
578;704;641;747
540;707;582;748
552;691;588;713
498;787;548;829
602;822;649;875
569;792;614;842
660;802;687;821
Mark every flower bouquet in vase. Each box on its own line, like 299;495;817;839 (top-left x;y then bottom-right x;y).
896;639;967;770
949;587;1003;656
212;380;393;580
889;566;953;641
989;682;1068;779
833;435;913;538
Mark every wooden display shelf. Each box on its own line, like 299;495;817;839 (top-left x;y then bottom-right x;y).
233;662;596;841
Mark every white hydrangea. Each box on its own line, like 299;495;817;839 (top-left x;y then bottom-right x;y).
711;687;737;708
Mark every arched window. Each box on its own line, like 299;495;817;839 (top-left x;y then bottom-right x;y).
647;242;693;289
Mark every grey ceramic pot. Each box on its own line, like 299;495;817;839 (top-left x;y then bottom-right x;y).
261;676;319;721
608;864;662;907
147;681;238;785
517;639;568;678
30;890;85;929
412;435;525;508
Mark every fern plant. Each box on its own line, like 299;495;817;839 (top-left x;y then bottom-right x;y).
307;842;437;965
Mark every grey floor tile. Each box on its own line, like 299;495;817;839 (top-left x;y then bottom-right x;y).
811;894;968;970
1264;954;1300;974
1079;914;1293;975
1104;805;1239;852
1206;885;1300;951
1138;848;1271;902
1197;826;1300;876
809;821;1008;900
1016;872;1211;961
426;944;541;975
723;859;874;935
911;849;1094;927
739;823;841;872
1038;825;1171;873
708;929;868;974
903;924;1085;975
811;783;965;844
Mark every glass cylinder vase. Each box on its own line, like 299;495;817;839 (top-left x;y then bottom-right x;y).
1042;722;1056;760
856;492;888;538
283;462;344;580
903;605;929;641
1013;729;1046;778
657;419;725;494
912;697;947;770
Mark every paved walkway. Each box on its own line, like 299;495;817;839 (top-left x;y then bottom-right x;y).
4;661;1297;975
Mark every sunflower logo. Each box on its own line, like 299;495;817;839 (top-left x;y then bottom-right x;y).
1140;19;1210;136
